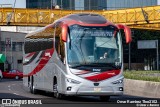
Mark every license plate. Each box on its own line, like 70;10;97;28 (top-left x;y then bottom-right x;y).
94;87;101;92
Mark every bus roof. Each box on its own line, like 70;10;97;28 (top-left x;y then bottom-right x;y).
25;13;115;39
25;24;55;39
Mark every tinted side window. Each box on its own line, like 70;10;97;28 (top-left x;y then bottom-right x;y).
54;26;65;63
24;38;53;54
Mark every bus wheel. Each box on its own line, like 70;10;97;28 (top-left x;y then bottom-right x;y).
99;96;110;102
30;76;37;94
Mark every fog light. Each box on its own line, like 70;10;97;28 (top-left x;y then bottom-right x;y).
67;86;72;91
119;87;123;91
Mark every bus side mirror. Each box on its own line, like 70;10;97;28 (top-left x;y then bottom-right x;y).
62;24;68;42
117;24;132;44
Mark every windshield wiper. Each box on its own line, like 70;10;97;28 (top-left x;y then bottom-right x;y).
70;63;120;69
70;64;96;68
88;63;120;69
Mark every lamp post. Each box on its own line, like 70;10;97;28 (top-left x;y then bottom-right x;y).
106;0;107;10
61;0;63;9
70;0;72;10
89;0;91;10
156;40;159;70
128;43;131;70
51;0;53;9
128;30;134;71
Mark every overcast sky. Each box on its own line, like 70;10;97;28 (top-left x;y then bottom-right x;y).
0;0;26;8
158;0;160;4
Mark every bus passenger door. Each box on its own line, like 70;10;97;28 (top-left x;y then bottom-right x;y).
55;26;65;65
54;25;66;92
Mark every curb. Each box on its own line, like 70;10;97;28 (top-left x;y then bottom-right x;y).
124;79;160;98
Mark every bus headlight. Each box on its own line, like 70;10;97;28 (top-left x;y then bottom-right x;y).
112;79;123;84
66;78;81;84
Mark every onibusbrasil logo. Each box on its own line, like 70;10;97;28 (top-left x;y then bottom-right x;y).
1;99;42;107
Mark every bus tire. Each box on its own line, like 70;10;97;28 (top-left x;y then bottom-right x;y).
53;77;63;99
30;76;37;94
99;96;110;102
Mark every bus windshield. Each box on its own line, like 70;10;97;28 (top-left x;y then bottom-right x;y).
67;25;122;69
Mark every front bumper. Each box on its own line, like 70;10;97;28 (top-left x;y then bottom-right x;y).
64;85;123;96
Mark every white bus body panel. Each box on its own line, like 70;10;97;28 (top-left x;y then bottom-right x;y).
23;48;123;96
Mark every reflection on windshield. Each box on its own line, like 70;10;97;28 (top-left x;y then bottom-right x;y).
67;25;122;69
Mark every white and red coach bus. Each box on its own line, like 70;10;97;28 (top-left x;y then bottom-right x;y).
23;13;132;101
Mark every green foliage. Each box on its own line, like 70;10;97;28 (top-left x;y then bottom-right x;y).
124;70;160;82
133;29;160;40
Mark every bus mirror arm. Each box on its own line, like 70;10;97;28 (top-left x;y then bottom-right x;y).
62;24;68;42
116;24;132;44
69;36;71;49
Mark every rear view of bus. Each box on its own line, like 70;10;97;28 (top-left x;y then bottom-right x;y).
23;13;132;101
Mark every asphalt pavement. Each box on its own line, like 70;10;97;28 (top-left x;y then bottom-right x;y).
0;79;159;107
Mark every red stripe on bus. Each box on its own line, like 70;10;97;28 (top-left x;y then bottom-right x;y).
85;70;120;82
23;49;54;77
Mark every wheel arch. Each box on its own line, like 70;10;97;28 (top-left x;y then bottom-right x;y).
53;76;57;85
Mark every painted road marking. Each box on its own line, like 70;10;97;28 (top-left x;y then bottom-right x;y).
13;93;19;95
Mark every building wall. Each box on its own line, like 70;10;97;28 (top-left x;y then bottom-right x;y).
24;0;158;10
84;0;98;10
75;0;84;10
0;26;42;34
106;0;157;10
26;0;75;10
26;0;51;9
0;31;26;71
83;0;157;10
62;0;157;10
98;0;107;10
1;0;158;10
56;0;75;10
